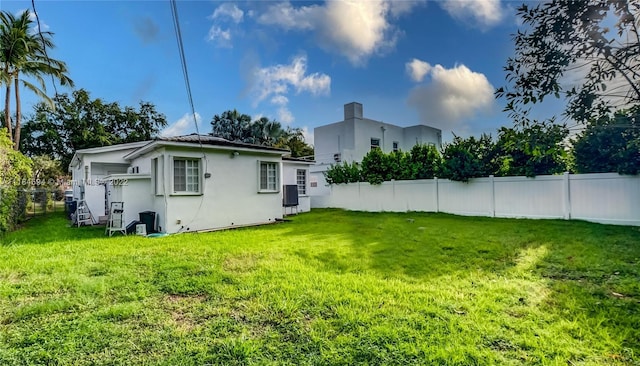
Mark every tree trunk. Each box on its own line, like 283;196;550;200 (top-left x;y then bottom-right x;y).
13;74;21;151
3;65;12;140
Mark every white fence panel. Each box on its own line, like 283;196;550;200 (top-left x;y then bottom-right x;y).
393;180;438;212
438;178;492;217
569;173;640;226
494;175;565;219
312;173;640;226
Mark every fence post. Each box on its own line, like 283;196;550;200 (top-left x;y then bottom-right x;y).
562;172;571;220
489;175;496;217
434;177;439;213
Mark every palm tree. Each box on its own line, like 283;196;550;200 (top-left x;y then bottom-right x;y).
251;117;284;145
0;10;73;150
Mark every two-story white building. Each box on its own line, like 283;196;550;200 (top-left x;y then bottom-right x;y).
310;102;442;196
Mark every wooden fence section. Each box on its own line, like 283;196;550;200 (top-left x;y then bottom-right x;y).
311;173;640;226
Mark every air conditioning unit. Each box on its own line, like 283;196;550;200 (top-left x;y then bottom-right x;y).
333;153;341;162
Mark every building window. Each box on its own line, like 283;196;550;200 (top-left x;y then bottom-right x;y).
371;138;380;150
296;169;307;195
259;161;279;192
392;141;399;152
173;158;200;193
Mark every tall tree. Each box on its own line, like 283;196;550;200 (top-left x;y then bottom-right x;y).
274;127;314;158
210;111;314;157
494;122;569;177
20;89;167;169
496;1;640;125
210;110;253;143
0;10;74;150
251;116;285;145
573;106;640;175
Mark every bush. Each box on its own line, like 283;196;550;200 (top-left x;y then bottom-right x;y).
324;144;443;185
324;161;362;185
0;129;32;233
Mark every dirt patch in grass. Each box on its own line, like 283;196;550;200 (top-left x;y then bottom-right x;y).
164;294;207;332
223;253;260;273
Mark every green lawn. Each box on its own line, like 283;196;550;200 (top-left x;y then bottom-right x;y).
1;210;638;365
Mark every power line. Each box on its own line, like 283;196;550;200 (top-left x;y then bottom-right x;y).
169;0;201;142
30;0;58;97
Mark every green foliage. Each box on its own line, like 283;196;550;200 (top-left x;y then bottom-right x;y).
495;123;569;177
211;110;314;157
0;10;74;150
324;161;362;185
1;210;639;364
360;147;388;184
0;128;31;233
274;127;314;158
19;89;167;169
439;135;496;182
573;107;640;175
497;1;640;124
409;144;442;179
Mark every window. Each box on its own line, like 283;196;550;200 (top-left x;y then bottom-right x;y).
173;158;200;193
371;138;380;150
392;141;399;152
259;161;279;192
152;157;165;195
296;169;307;195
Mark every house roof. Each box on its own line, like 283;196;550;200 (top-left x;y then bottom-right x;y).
69;140;152;168
124;134;290;159
283;156;316;165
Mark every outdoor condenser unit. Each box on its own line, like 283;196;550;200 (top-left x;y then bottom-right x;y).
283;185;299;207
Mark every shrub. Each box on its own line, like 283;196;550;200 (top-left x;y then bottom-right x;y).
0;129;32;233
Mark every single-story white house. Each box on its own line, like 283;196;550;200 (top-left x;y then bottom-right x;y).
68;134;313;234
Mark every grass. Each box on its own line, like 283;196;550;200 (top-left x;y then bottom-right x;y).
0;209;639;365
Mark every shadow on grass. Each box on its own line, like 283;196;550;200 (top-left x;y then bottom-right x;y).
284;209;640;362
1;212;119;246
285;209;640;280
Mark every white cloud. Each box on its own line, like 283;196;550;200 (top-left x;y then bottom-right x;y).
440;0;504;28
257;0;422;65
406;58;432;82
407;62;495;131
211;3;244;23
206;3;244;47
23;10;50;33
207;26;232;47
251;55;330;105
161;112;202;137
301;126;314;146
249;55;330;126
257;2;319;30
277;106;294;124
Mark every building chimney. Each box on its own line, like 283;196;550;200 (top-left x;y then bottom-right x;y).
344;102;363;120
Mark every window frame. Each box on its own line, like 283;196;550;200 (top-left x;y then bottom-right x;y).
392;141;399;152
171;157;202;195
370;138;381;150
296;169;307;196
258;161;280;193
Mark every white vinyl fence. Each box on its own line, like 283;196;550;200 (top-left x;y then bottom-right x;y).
311;173;640;226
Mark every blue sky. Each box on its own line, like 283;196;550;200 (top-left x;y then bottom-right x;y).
2;0;563;145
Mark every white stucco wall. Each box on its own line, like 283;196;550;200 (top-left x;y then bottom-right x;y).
312;103;442;178
282;161;312;213
105;175;154;228
154;148;284;234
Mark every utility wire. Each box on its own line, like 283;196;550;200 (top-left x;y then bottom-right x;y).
169;0;201;144
169;0;207;231
30;0;59;98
